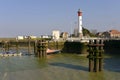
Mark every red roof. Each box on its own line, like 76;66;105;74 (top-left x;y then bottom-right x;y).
109;30;120;34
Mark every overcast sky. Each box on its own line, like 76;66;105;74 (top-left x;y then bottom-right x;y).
0;0;120;37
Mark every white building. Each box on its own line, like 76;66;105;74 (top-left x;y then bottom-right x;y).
60;32;69;40
40;35;51;39
16;36;24;40
52;30;60;40
16;35;37;40
29;36;37;39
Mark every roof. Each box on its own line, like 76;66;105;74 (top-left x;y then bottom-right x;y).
109;30;120;34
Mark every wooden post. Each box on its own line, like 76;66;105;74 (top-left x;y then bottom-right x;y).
34;40;37;56
7;41;10;51
1;41;5;52
89;58;94;72
4;41;8;52
40;40;42;57
16;40;19;54
28;36;31;54
87;39;104;72
99;40;104;71
36;40;47;58
94;40;99;72
88;40;94;72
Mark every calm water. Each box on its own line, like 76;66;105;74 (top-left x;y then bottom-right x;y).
0;52;119;80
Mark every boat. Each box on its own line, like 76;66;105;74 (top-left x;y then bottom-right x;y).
46;48;61;54
0;51;22;57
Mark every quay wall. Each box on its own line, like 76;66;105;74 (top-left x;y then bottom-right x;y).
61;40;120;54
0;40;65;51
104;40;120;54
47;41;64;50
62;41;88;54
0;39;120;54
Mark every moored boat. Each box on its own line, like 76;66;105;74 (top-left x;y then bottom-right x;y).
0;51;22;57
46;49;61;54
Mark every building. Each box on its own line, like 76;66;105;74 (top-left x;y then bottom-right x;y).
109;30;120;38
40;35;52;39
60;32;69;40
16;35;37;40
52;30;60;40
16;36;24;40
97;30;120;38
29;36;37;39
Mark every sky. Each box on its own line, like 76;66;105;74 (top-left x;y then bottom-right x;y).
0;0;120;37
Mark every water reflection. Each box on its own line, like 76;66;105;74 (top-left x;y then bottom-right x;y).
49;62;88;71
104;57;120;72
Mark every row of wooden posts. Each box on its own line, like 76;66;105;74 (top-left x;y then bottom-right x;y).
87;39;104;72
0;41;19;53
0;40;48;57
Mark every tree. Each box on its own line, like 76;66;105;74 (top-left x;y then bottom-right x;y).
83;27;96;37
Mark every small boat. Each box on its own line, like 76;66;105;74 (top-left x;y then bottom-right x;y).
46;49;61;54
0;51;22;57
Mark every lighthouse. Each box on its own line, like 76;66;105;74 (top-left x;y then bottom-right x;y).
78;9;83;38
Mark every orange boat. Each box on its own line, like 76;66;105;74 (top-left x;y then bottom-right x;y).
46;49;61;54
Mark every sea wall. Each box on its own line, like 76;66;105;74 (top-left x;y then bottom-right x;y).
62;41;88;54
104;40;120;54
47;41;64;50
61;40;120;54
1;39;119;54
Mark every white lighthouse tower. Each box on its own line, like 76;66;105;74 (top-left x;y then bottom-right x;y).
78;9;83;38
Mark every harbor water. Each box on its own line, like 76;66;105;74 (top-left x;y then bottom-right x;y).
0;51;119;80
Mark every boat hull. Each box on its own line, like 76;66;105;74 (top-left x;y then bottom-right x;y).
0;52;22;57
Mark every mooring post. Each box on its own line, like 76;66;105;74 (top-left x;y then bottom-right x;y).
37;40;47;58
16;40;19;54
34;40;37;56
99;40;104;71
1;41;5;52
37;40;41;57
8;41;10;51
28;36;31;54
4;41;8;52
88;40;94;72
40;40;43;57
87;39;104;72
43;39;47;57
94;40;99;72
